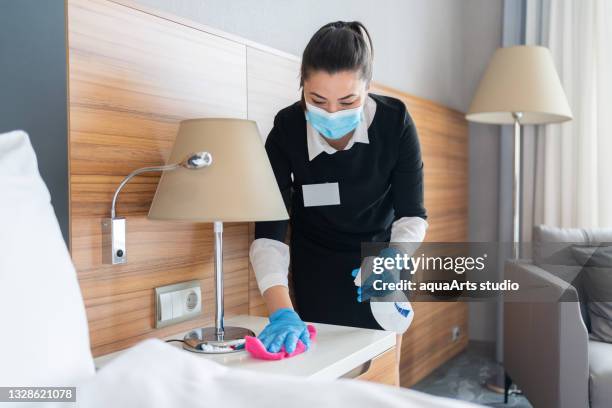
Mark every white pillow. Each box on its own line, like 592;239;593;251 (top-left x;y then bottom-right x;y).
0;130;95;386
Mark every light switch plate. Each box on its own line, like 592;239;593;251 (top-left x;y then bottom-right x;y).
155;280;202;328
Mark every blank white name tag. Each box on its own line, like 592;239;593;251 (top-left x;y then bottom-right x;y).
302;182;341;207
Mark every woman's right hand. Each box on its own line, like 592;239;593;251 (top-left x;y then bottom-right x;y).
352;247;406;302
257;307;311;353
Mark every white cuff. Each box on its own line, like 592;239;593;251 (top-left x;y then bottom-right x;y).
390;216;428;242
389;216;428;257
249;238;290;295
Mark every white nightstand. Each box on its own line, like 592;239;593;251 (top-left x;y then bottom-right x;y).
94;314;398;385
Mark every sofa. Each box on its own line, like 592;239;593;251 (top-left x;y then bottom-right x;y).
504;225;612;408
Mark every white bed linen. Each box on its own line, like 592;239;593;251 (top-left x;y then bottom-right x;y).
68;339;479;408
0;130;95;387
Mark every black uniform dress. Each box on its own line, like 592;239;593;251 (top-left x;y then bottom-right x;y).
255;93;427;330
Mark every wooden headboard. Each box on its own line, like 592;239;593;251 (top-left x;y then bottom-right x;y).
66;0;468;385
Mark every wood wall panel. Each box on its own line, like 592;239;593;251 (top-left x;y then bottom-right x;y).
67;0;249;356
369;83;469;386
246;46;302;141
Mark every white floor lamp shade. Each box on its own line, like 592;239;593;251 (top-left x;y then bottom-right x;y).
467;45;572;125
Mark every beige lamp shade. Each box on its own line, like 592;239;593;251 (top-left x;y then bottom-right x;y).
466;45;572;125
148;118;289;222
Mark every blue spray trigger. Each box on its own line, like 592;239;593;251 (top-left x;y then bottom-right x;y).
394;302;411;318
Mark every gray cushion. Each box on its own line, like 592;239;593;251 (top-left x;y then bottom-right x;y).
588;340;612;408
533;225;612;333
533;226;591;328
572;246;612;343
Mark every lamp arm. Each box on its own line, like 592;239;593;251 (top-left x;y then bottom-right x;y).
104;151;212;265
110;163;179;219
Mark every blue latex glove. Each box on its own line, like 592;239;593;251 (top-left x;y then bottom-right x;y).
352;247;409;302
257;308;311;354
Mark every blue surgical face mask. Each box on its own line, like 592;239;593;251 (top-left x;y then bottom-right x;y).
305;101;364;140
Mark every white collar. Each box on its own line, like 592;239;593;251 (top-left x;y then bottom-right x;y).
305;94;377;161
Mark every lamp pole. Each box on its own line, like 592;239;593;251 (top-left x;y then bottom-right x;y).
512;112;523;260
487;111;525;394
213;221;225;337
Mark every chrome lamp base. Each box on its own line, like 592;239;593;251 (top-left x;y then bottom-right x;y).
182;326;255;354
181;221;256;354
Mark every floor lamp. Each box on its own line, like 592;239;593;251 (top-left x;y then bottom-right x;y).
148;118;289;353
466;45;572;391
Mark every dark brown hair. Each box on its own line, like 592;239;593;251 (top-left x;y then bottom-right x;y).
299;21;374;108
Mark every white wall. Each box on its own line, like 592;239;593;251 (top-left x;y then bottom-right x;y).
136;0;502;112
135;0;503;341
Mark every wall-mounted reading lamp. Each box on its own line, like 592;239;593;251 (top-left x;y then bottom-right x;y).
102;151;213;265
103;118;289;354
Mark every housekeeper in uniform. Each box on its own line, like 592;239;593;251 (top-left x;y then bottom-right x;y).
249;21;428;373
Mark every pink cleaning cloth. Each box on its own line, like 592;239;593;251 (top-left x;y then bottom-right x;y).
245;324;317;360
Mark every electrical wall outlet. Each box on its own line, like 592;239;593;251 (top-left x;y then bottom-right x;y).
155;280;202;328
451;325;461;341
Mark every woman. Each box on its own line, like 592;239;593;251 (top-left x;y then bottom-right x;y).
249;21;428;372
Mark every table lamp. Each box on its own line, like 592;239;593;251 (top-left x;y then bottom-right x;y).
466;45;572;393
147;118;289;353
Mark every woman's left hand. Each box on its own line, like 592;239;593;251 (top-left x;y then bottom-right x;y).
257;308;311;353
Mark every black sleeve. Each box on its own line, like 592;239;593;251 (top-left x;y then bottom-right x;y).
391;110;427;221
254;113;293;242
